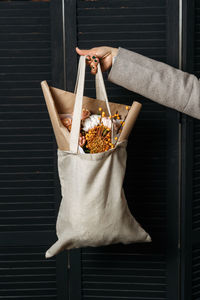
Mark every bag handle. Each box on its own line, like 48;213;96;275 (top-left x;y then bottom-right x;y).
70;55;86;153
70;56;112;153
74;57;111;116
95;67;111;116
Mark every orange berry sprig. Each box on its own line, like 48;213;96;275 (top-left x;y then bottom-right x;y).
98;107;103;123
85;124;115;153
112;111;120;120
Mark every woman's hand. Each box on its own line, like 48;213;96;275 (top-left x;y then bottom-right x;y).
76;46;118;75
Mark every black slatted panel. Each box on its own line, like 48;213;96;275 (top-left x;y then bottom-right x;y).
193;120;200;231
0;246;57;299
193;0;200;231
0;1;55;232
82;245;166;300
192;2;200;299
194;0;200;79
77;0;166;61
192;247;200;300
0;1;68;299
77;0;170;299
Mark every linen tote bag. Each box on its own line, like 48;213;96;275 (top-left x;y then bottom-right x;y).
43;56;151;259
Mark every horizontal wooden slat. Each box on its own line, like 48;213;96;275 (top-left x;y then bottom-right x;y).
78;40;166;48
0;41;50;49
78;15;166;24
0;119;51;127
0;50;51;58
77;7;166;17
78;31;165;40
0;112;50;120
0;2;50;9
83;274;166;284
0;165;54;173
0;17;49;26
0;66;50;75
78;23;166;32
77;0;166;8
0;33;50;42
0;9;50;18
0;195;55;203
0;202;54;210
0;73;51;81
0;24;50;34
0;57;50;66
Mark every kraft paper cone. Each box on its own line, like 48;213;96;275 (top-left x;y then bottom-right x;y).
118;102;142;142
41;81;70;150
41;80;142;151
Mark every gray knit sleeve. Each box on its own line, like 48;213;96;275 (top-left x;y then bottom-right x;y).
108;47;200;119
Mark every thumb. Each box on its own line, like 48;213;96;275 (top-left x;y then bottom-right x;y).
45;238;71;258
45;238;65;259
76;47;91;56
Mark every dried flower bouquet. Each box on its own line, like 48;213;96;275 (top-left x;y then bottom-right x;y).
60;106;129;154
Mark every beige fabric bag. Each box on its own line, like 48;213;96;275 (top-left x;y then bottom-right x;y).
45;56;151;258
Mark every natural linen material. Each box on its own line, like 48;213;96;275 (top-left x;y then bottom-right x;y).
108;47;200;119
45;56;151;258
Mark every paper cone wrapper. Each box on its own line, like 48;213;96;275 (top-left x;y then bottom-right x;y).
41;80;142;150
118;102;142;142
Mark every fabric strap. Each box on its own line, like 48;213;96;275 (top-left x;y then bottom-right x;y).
70;56;86;153
70;56;112;153
74;57;111;116
95;67;111;116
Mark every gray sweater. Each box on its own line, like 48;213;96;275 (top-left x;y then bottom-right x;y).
108;47;200;119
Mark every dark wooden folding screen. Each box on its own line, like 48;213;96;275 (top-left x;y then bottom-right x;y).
181;1;200;299
0;0;199;299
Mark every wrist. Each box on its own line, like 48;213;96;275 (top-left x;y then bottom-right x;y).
111;48;118;58
111;48;118;66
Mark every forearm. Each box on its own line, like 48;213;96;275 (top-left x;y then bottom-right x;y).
108;47;200;119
